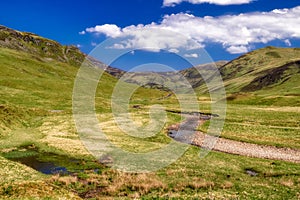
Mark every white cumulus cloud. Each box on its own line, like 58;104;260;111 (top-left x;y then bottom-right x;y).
84;6;300;54
226;45;249;54
184;53;199;58
272;8;289;14
86;24;122;38
163;0;253;7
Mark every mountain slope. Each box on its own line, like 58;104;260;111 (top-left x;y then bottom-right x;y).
0;26;167;134
216;47;300;105
0;25;124;76
0;25;85;66
180;61;228;88
241;60;300;92
120;61;227;92
219;47;300;91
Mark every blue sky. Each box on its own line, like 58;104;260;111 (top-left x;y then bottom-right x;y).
1;0;300;71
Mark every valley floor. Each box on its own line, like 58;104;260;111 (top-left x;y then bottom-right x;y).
0;104;299;199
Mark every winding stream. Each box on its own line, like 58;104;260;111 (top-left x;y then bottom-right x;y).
167;113;300;163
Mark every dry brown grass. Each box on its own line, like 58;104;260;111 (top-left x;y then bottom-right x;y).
280;179;294;187
38;115;90;157
49;170;167;198
166;168;187;176
249;106;300;113
221;181;234;189
173;178;215;192
50;174;78;185
103;171;166;196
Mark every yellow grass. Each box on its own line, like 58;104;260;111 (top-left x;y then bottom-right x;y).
38;115;90;157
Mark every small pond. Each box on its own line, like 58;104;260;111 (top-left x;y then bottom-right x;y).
9;155;69;175
1;146;101;175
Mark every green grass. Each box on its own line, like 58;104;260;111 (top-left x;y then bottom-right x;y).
155;147;300;199
45;146;300;199
0;59;73;112
198;103;300;149
0;45;300;199
203;47;300;106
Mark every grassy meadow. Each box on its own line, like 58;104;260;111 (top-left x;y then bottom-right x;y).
0;46;300;199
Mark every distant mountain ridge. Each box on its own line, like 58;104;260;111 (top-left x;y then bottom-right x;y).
121;61;228;92
0;25;226;89
1;25;299;106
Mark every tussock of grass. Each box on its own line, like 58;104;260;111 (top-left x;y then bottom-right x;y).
0;180;81;199
50;170;166;198
104;172;166;196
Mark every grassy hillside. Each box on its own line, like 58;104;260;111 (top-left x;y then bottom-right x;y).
0;42;175;198
0;25;85;67
218;47;300;106
196;47;300;151
122;47;300;107
0;45;169;134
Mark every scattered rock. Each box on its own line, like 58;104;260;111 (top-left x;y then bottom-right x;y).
245;169;259;177
99;155;113;165
132;105;141;109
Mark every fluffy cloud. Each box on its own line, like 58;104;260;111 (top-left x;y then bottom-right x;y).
86;24;122;38
84;6;300;54
184;53;199;58
96;25;203;51
163;0;253;7
226;45;249;54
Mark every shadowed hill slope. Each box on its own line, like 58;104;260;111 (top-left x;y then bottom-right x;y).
219;46;300;93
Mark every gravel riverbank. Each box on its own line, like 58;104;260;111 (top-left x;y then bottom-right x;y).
168;115;300;163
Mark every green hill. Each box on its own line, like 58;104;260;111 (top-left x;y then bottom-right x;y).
121;46;300;106
0;25;167;138
218;47;300;106
0;25;85;66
